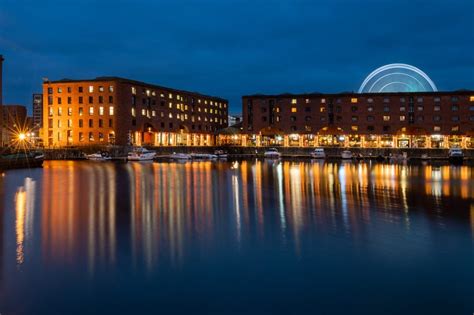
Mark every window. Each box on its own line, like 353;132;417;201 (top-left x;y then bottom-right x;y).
88;86;94;93
434;105;440;111
383;98;390;103
68;108;72;116
383;115;390;121
434;97;441;102
367;116;374;122
109;106;114;115
434;126;441;132
79;107;83;116
321;98;326;103
89;96;93;104
290;116;296;122
99;86;104;92
291;107;297;113
417;97;423;103
89;132;94;141
99;119;103;127
352;116;358;121
79;132;84;142
291;99;297;104
417;116;424;122
99;96;103;104
109;86;114;92
452;116;459;122
399;115;406;121
351;106;357;112
417;106;424;111
79;119;83;128
58;97;62;105
57;87;62;93
451;126;459;132
109;119;113;127
368;106;374;112
305;107;311;112
109;96;113;103
351;126;358;131
48;87;53;94
58;108;62;116
351;98;358;103
305;99;310;104
400;106;406;111
99;106;104;115
88;119;93;127
452;105;459;111
400;97;405;103
89;107;94;115
79;96;83;104
367;98;373;103
99;133;104;141
470;116;474;121
305;116;311;121
383;106;390;112
68;119;72;127
48;107;53;116
48;96;53;105
451;96;458;102
433;115;441;122
67;97;72;104
131;108;136;117
78;87;83;93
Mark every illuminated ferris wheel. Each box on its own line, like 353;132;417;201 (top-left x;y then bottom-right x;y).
358;63;437;93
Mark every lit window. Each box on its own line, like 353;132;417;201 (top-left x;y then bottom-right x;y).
351;126;358;131
400;106;405;111
99;106;104;115
99;86;104;92
89;86;94;93
109;86;114;92
400;115;406;121
169;113;173;118
146;89;150;96
141;109;146;116
383;115;390;121
351;98;358;103
434;105;440;111
291;99;297;104
68;108;72;116
132;87;136;94
89;107;94;115
131;108;136;117
434;126;441;132
291;107;297;113
152;110;156;117
321;98;326;103
109;106;114;115
68;119;72;127
470;96;474;102
169;102;172;108
417;97;423;103
305;99;310;104
434;97;441;102
169;93;173;99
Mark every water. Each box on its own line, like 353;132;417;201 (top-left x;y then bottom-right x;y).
0;160;472;314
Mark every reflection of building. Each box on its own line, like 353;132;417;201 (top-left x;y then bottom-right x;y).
2;105;28;145
242;92;474;148
228;114;242;127
42;77;228;147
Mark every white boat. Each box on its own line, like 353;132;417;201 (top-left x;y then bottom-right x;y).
86;152;112;161
421;153;430;161
341;150;353;159
310;148;326;159
170;152;192;160
191;153;218;160
127;147;156;161
448;148;463;163
214;150;228;159
264;148;281;159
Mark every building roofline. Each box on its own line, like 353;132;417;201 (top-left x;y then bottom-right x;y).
45;76;228;102
242;90;474;98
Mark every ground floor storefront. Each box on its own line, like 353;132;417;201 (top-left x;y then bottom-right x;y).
131;131;216;146
218;134;474;149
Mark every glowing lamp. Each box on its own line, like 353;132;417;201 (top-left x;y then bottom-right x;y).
18;133;26;141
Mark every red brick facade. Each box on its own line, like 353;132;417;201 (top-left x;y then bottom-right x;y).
43;77;228;147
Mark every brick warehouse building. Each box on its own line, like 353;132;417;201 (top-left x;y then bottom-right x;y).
43;77;228;147
241;91;474;148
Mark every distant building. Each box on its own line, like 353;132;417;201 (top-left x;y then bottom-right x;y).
2;105;28;145
228;114;242;127
32;93;43;130
43;77;228;147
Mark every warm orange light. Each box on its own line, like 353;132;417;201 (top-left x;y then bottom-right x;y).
18;133;26;141
351;98;358;103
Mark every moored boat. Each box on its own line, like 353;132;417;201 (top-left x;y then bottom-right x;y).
448;148;463;164
85;151;112;161
170;152;192;160
341;150;352;160
264;148;281;159
310;148;326;159
127;147;156;161
0;151;44;169
214;150;228;159
191;153;218;160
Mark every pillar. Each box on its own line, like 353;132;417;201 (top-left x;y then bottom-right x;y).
283;135;289;147
299;135;304;147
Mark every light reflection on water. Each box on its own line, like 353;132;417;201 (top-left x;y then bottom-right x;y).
0;160;473;314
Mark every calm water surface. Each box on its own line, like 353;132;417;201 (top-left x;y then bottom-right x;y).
0;160;472;314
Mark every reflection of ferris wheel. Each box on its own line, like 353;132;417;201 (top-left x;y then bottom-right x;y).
358;63;437;93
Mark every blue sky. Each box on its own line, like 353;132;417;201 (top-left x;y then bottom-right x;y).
0;0;473;114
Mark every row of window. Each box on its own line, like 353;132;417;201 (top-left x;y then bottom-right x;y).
48;86;114;94
284;96;474;105
131;87;227;108
132;97;226;115
280;125;463;133
261;114;467;123
48;95;114;105
281;104;474;114
48;106;114;116
48;118;113;129
48;131;115;143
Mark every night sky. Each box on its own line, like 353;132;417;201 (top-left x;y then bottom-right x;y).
1;0;473;114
